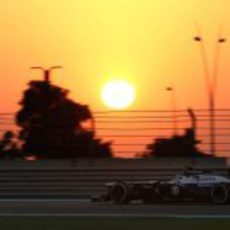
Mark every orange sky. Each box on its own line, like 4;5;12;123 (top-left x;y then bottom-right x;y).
1;0;230;157
0;0;230;111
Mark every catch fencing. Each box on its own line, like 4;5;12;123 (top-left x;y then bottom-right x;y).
1;109;230;157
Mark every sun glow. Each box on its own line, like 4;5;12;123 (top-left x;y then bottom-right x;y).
101;80;136;110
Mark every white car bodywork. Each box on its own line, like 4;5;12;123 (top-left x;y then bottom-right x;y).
169;173;230;185
102;171;230;205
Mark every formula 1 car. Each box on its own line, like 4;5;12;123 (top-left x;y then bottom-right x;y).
101;170;230;205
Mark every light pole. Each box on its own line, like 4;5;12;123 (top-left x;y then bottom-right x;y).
31;66;63;83
194;31;226;156
166;85;178;135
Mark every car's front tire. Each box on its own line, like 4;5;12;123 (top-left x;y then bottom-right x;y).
210;183;229;204
110;182;130;204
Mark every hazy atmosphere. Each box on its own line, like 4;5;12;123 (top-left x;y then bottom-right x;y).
1;0;230;112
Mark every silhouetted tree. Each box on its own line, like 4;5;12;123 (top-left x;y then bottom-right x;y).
16;80;112;158
0;131;20;159
144;128;207;157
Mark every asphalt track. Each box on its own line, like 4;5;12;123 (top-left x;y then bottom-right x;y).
0;199;230;218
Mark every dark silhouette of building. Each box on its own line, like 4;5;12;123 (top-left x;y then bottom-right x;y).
16;78;112;159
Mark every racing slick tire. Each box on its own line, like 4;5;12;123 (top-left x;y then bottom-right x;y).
110;182;131;204
210;183;229;204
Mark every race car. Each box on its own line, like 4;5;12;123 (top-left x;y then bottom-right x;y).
101;170;230;204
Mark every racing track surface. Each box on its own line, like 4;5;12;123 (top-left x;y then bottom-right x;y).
0;199;230;217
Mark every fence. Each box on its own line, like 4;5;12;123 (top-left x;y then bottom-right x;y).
0;158;227;198
1;109;230;157
94;109;230;157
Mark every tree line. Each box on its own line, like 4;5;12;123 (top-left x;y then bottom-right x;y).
0;78;206;159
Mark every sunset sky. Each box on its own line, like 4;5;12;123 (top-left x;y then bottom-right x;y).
1;0;230;157
0;0;230;111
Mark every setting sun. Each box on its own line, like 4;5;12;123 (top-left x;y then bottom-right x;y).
101;80;136;110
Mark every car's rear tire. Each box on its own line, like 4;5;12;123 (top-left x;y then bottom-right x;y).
110;182;130;204
210;184;229;204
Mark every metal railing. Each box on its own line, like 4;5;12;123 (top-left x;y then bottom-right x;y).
1;109;230;157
